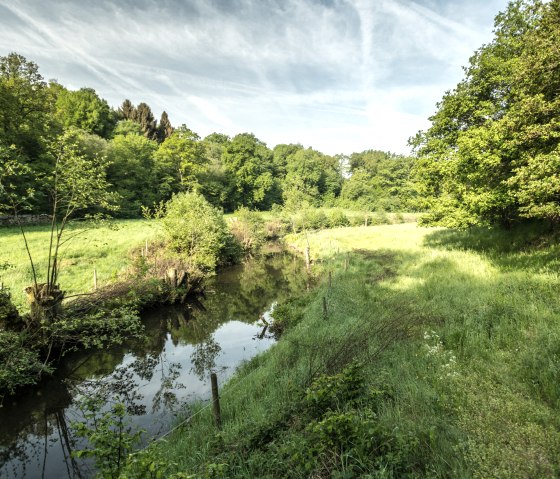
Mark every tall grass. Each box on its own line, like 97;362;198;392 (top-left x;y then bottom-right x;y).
0;219;158;309
138;223;560;478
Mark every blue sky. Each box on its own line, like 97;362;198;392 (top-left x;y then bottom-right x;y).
0;0;509;154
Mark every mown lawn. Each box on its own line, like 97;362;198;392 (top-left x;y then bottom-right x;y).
140;222;560;478
0;219;159;310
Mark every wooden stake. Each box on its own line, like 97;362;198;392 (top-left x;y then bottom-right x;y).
211;372;222;429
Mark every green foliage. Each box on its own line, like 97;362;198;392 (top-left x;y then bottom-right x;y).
412;0;560;228
228;207;266;253
162;192;236;274
341;150;415;212
326;209;350;228
72;399;143;479
283;148;342;210
0;330;51;401
154;125;206;202
222;133;278;210
55;87;117;138
107;134;158;216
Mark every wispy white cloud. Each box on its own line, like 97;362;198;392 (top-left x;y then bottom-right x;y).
0;0;509;154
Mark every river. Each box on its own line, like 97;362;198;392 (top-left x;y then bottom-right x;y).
0;249;305;478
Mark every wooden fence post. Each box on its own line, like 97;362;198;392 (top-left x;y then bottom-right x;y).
211;372;222;429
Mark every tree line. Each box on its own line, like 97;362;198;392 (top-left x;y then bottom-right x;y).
0;52;414;219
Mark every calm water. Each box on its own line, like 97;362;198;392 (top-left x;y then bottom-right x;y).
0;250;305;478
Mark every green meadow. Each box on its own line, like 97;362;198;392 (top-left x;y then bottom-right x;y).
0;219;158;309
137;222;560;478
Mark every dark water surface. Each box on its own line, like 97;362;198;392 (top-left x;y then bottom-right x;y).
0;250;305;478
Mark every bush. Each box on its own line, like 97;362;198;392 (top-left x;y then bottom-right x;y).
326;209;350;228
0;289;21;330
162;192;238;274
0;331;51;402
229;207;266;253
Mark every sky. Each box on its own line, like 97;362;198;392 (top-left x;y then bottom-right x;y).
0;0;510;155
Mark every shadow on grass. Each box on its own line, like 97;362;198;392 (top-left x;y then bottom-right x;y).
423;221;560;273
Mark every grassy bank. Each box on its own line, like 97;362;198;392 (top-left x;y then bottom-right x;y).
135;222;560;478
0;219;158;310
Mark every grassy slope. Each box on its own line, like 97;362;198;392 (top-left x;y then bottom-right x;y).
144;223;560;478
0;219;158;310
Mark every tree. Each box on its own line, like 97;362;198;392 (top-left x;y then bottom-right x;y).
157;111;174;143
0;53;55;211
222;133;278;210
153;125;206;202
134;102;158;140
118;99;136;120
410;0;548;227
55;87;117;138
107;134;158;216
198;133;231;209
162;192;234;274
283;148;343;209
1;131;118;323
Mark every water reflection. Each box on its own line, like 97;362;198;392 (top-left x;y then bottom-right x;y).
0;251;305;478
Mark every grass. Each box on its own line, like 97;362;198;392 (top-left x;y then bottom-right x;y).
136;222;560;478
0;219;159;310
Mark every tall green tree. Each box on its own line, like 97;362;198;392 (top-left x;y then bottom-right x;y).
283;148;342;209
222;133;278;210
411;0;548;227
154;125;206;202
54;87;117;138
107;134;158;216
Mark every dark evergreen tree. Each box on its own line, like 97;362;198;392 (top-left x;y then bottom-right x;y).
157;111;174;143
134;102;158;140
118;99;136;121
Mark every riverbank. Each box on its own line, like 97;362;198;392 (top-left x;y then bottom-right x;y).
138;222;560;478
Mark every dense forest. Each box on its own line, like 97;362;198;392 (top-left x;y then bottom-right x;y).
0;52;414;219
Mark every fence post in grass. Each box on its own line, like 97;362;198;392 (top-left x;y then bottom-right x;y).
211;372;222;429
93;268;97;290
365;216;368;227
328;271;332;289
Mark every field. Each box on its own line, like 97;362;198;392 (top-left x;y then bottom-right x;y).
140;222;560;478
0;219;158;310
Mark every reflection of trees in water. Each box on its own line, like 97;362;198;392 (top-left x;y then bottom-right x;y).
190;336;222;381
0;251;306;478
168;253;306;346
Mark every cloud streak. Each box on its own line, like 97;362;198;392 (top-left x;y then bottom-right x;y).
0;0;508;154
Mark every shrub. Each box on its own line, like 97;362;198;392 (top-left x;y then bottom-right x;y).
0;331;51;402
229;207;266;253
162;192;237;274
326;209;350;228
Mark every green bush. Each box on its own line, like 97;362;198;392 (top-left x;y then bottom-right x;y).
0;289;21;329
326;209;350;228
162;192;238;274
229;207;266;253
0;331;51;402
